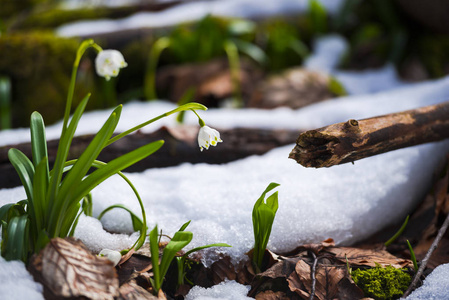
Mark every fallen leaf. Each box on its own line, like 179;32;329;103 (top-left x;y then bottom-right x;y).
255;290;296;299
287;259;345;300
118;280;156;300
281;238;335;256
327;247;411;268
117;253;153;285
31;237;119;300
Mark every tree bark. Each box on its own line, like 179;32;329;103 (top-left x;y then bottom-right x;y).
289;101;449;168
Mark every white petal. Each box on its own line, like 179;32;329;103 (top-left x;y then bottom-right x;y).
95;50;127;80
98;249;121;266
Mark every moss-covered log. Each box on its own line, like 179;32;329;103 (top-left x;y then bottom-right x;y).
289;101;449;168
0;32;109;127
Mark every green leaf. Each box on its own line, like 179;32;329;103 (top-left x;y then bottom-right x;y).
252;182;280;271
183;243;231;258
3;215;29;261
8;148;35;202
178;220;191;232
30;111;49;172
160;230;193;281
32;157;50;233
233;39;267;66
47;93;90;225
71;140;164;204
81;193;93;217
98;204;143;232
58;105;122;207
149;225;161;292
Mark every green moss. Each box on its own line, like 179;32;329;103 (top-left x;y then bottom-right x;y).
352;265;411;300
0;31;103;127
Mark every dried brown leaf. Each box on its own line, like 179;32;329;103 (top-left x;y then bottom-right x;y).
281;238;335;256
117;253;153;285
118;280;156;300
255;290;293;300
287;259;345;300
258;256;301;280
37;237;119;300
335;277;364;300
327;247;411;268
210;256;236;284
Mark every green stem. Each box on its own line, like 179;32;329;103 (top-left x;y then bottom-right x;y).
144;37;171;100
223;39;242;107
62;39;102;132
176;257;184;287
105;102;207;146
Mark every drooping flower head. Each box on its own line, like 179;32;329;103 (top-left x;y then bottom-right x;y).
95;49;128;81
198;125;223;151
98;249;122;266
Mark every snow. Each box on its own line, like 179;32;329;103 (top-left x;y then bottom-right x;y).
405;264;449;300
304;35;407;94
56;0;345;37
185;280;252;300
0;256;44;300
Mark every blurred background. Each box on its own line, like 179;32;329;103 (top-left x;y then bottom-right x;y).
1;0;449;129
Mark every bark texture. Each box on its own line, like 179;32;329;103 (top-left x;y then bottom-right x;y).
289;101;449;168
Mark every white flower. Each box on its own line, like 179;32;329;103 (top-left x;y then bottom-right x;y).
98;249;122;266
198;125;223;151
95;50;128;80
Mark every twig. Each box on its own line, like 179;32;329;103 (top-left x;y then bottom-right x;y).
403;211;449;297
309;251;318;300
289;101;449;168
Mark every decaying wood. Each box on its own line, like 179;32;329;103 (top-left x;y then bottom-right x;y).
289;101;449;168
0;126;299;189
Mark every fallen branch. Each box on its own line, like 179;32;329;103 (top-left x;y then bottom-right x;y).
289;101;449;168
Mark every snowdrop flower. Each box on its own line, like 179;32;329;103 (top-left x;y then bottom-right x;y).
198;125;223;151
98;249;122;266
95;50;128;80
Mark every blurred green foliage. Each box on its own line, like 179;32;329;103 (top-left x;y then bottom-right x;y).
257;19;308;72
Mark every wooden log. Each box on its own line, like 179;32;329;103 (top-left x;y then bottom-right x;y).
0;126;299;189
289;101;449;168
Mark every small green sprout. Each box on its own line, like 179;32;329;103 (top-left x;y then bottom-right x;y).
148;222;230;294
406;239;418;272
252;182;280;272
352;265;411;300
385;215;409;247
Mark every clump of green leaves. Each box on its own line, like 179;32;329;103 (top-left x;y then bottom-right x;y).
258;19;308;72
144;15;266;102
352;265;411;300
0;39;209;263
252;182;279;272
148;221;230;294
